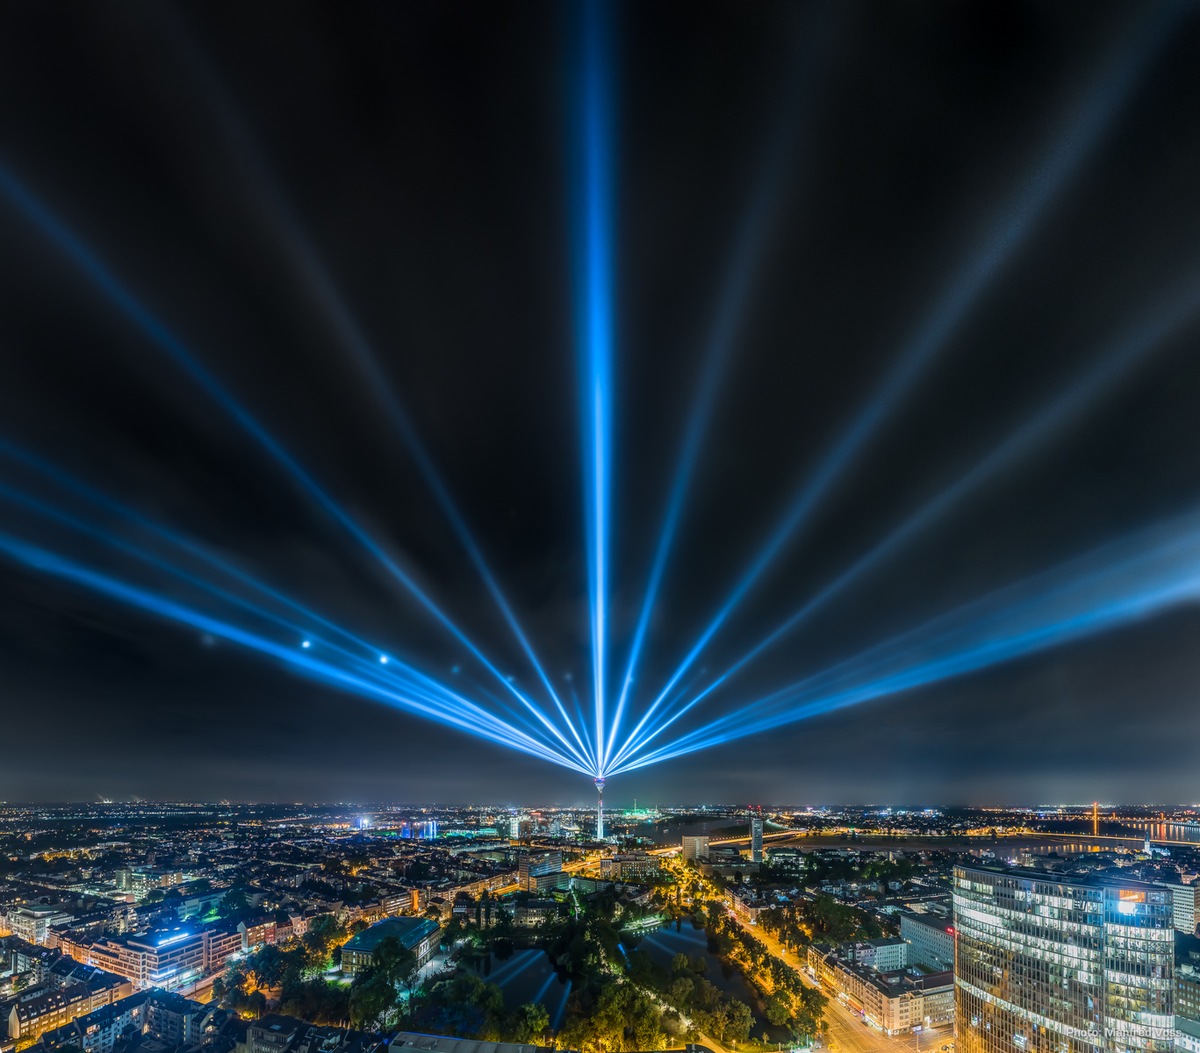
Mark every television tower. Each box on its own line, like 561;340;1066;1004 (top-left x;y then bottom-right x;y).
595;776;605;840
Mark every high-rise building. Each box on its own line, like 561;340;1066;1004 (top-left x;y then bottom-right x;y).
518;850;563;892
681;835;709;861
1167;882;1200;936
750;817;764;863
953;865;1174;1053
1176;935;1200;1053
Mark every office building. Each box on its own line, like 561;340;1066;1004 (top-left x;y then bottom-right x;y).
610;854;661;881
1176;965;1200;1053
56;929;209;992
518;850;562;892
681;835;709;862
901;911;956;970
953;865;1174;1053
750;818;764;863
1168;884;1200;936
6;907;75;946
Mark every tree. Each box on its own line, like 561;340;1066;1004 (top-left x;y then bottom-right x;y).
792;986;827;1041
765;992;792;1027
370;935;423;997
304;914;344;960
218;886;250;920
722;1000;753;1046
509;1002;550;1043
349;972;396;1029
668;976;694;1010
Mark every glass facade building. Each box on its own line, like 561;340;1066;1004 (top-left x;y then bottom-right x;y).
953;865;1174;1053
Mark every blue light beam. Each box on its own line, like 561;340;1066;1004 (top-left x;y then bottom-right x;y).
0;478;583;764
613;4;1180;771
0;164;594;775
0;533;595;775
610;511;1200;774
613;269;1200;768
605;11;836;772
570;0;615;773
155;13;586;768
0;441;580;758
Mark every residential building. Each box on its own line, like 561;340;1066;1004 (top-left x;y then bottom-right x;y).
244;1016;303;1053
512;900;559;928
953;865;1174;1053
37;992;149;1053
808;944;952;1033
238;918;277;953
144;989;207;1046
6;975;133;1044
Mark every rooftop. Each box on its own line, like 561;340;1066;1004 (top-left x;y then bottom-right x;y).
342;917;439;955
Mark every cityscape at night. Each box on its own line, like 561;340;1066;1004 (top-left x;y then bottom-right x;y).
2;2;1200;1053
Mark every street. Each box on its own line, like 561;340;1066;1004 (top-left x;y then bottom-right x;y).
721;907;952;1053
820;993;951;1053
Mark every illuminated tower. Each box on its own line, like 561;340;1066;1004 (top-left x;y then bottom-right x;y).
595;776;605;840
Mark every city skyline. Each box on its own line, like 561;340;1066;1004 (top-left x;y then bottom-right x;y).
2;2;1200;803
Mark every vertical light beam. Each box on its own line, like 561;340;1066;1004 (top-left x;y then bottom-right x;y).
571;0;615;773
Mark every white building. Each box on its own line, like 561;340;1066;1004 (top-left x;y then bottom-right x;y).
1168;882;1200;935
7;906;76;945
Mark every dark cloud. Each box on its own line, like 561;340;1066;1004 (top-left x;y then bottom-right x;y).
0;0;1198;804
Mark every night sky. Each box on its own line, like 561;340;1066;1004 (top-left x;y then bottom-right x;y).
2;1;1200;806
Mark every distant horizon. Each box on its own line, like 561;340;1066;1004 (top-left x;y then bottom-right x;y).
5;799;1199;811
